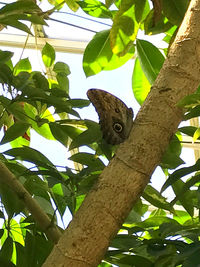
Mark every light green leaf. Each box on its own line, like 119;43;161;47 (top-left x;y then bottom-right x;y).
78;0;112;18
65;0;79;11
83;30;135;77
132;58;151;105
42;43;55;67
14;58;32;76
136;39;165;84
193;127;200;142
110;4;139;55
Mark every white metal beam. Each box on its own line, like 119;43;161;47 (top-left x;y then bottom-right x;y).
0;33;87;54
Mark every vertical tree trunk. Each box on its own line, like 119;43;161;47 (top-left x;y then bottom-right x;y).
43;0;200;266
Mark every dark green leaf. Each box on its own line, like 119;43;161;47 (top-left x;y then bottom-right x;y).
0;236;13;262
0;182;25;217
56;72;69;92
0;51;13;64
162;0;189;26
0;1;41;15
161;159;200;193
135;0;150;23
143;185;173;212
49;122;82;146
4;146;55;170
172;180;195;217
161;134;184;169
69;123;102;150
53;62;71;75
1;122;30;145
32;72;49;91
69;152;105;171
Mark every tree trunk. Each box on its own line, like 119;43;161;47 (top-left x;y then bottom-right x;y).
43;0;200;266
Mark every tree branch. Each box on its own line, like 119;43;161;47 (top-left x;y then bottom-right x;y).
44;0;200;265
0;161;61;243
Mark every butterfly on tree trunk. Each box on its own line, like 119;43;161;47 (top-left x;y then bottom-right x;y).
87;89;134;145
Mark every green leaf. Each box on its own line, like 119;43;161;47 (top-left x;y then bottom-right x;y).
83;30;135;76
179;126;197;137
78;0;113;18
53;62;71;75
0;182;25;218
0;51;13;64
49;122;82;147
136;39;165;84
106;253;153;266
42;43;55;67
193;127;200;142
143;185;173;212
0;1;41;15
111;4;139;55
32;72;49;91
69;123;102;150
135;0;150;23
4;146;55;170
172;179;194;217
56;73;69;92
184;105;200;120
1;122;30;145
0;236;13;262
0;96;29;122
162;0;189;26
0;19;33;35
14;58;32;76
144;12;173;36
83;30;113;77
0;64;13;84
68;99;90;108
161;135;184;169
65;0;79;12
171;174;200;206
69;152;105;171
161;159;200;193
110;235;142;250
177;93;200;108
132;58;151;105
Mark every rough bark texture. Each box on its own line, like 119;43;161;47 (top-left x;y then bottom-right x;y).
43;0;200;266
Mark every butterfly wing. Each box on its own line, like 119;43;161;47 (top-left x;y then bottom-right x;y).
87;89;133;144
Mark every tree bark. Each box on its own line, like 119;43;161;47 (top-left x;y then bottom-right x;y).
43;0;200;266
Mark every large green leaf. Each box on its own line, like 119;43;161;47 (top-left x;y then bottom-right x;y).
132;57;151;105
4;146;55;170
83;30;135;77
136;39;165;84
